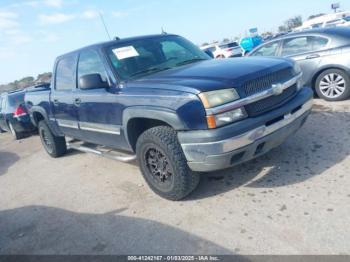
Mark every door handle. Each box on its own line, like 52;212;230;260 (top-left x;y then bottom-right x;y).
74;98;81;105
53;99;59;105
306;54;320;59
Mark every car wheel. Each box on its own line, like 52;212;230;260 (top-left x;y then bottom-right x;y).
8;121;24;140
136;126;200;201
216;54;225;59
38;120;67;157
315;69;350;101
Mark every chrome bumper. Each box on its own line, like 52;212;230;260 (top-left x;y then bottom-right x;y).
180;99;313;172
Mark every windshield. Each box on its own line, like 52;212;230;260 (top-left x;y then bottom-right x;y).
106;35;210;80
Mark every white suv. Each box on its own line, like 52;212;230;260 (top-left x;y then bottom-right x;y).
201;42;242;58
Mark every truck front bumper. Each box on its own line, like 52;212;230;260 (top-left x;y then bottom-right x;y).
178;87;313;172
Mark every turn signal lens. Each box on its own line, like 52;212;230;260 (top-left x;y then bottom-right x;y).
206;115;216;129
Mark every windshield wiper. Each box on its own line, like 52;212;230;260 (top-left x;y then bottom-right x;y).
130;67;171;78
176;58;206;66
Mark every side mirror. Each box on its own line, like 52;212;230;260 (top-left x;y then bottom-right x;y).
79;74;109;90
204;50;214;58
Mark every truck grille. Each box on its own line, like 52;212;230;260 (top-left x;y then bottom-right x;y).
245;84;297;117
242;68;297;117
243;68;293;96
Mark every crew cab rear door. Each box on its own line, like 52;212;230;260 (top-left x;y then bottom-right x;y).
51;54;80;137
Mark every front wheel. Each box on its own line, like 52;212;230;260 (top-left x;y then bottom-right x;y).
38;120;67;157
136;126;200;201
315;69;350;101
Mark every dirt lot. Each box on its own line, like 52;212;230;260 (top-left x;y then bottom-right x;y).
0;99;350;255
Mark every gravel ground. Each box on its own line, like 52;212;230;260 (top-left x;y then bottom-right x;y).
0;99;349;255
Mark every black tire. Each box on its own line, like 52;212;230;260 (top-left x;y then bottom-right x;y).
38;120;67;157
315;69;350;101
136;126;200;201
8;121;24;140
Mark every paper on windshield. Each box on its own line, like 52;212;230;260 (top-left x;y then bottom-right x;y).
112;46;139;60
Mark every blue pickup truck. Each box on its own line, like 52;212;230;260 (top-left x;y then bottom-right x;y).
25;34;313;200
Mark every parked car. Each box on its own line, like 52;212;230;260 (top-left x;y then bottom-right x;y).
249;27;350;101
0;90;36;139
25;34;312;200
294;11;350;31
201;42;242;58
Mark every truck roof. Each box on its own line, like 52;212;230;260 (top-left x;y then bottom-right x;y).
57;34;179;59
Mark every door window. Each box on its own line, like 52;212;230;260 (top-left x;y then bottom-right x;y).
55;55;77;90
78;49;108;87
281;36;328;56
251;41;279;56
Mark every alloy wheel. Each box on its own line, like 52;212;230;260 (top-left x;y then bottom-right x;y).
144;146;174;191
319;73;346;99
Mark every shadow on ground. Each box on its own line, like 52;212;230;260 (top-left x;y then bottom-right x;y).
0;206;235;255
0;151;19;176
188;105;350;200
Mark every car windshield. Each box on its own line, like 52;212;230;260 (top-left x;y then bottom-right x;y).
106;35;210;80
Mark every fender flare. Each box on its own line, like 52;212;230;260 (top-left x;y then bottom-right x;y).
29;106;49;126
29;106;62;136
122;106;187;149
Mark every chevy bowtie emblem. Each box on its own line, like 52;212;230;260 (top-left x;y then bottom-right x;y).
271;83;284;96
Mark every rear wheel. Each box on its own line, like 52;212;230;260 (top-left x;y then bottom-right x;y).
315;69;350;101
38;120;67;157
8;122;24;140
136;126;200;200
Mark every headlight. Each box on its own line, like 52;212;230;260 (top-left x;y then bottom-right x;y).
214;108;247;127
293;63;303;90
293;63;301;75
198;88;240;108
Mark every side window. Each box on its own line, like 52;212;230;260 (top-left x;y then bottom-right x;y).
55;55;77;90
252;41;279;56
281;36;328;56
309;36;328;51
77;49;108;86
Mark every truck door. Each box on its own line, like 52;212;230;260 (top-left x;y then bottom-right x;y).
74;49;126;149
51;54;80;137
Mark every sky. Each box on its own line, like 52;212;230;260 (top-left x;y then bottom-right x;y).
0;0;349;84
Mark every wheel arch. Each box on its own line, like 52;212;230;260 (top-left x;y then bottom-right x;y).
122;107;187;151
29;106;49;126
311;65;350;90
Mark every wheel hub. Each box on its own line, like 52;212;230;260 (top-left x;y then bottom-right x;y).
319;73;346;98
145;148;172;183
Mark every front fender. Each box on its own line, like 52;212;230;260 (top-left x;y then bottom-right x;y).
122;106;187;149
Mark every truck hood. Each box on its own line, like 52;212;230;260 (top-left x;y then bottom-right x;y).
127;57;294;94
